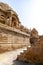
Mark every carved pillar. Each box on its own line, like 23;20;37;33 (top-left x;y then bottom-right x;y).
9;15;12;26
5;11;12;26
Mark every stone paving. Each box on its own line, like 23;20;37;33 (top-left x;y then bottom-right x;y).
0;47;27;65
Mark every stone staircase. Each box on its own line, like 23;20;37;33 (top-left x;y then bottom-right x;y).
17;46;31;61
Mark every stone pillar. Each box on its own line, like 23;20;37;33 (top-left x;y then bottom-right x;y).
8;11;12;26
5;12;12;26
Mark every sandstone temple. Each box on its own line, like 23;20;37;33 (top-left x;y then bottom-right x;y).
0;2;43;65
0;2;31;52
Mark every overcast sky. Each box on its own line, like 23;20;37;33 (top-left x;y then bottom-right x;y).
0;0;43;35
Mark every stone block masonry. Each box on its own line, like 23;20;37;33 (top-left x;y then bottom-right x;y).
0;2;30;53
0;23;30;53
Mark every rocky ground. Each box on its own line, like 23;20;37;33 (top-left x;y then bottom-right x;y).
13;60;43;65
13;60;35;65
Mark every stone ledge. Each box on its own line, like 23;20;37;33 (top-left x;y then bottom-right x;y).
0;23;30;37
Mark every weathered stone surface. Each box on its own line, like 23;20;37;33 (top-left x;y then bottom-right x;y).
17;31;43;64
30;28;39;38
0;2;11;10
30;28;39;45
0;2;21;29
0;2;30;34
0;23;30;53
17;42;43;63
0;2;30;53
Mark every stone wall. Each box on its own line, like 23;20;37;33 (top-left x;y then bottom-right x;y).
0;23;30;53
0;2;30;53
